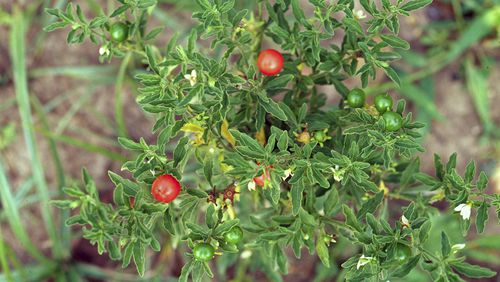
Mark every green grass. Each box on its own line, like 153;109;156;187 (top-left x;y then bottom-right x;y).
0;160;46;263
9;6;63;261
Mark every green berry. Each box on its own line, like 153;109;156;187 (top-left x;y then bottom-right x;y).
347;88;366;108
374;94;393;114
224;226;243;244
382;111;403;131
110;22;128;43
193;243;215;261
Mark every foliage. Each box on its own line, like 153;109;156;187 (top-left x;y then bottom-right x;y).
46;0;499;281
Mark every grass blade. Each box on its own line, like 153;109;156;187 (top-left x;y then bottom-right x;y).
0;227;13;282
0;262;57;282
465;58;494;135
31;96;71;255
35;127;128;162
0;160;46;262
9;6;62;259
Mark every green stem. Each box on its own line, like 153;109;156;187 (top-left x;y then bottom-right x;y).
115;52;132;137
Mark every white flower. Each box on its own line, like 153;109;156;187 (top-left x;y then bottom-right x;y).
240;250;252;259
247;181;256;191
353;9;366;20
401;215;409;227
99;46;110;56
454;203;472;220
452;243;466;254
330;165;345;182
282;168;293;180
356;255;375;269
184;69;197;86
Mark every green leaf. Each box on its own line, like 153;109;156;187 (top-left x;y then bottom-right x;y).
343;18;364;35
110;5;130;17
133;242;145;276
400;158;420;188
113;184;126;206
464;161;476;184
203;155;214;185
291;183;304;216
299;208;316;227
173;136;189;167
477;171;488;192
324;188;339;216
400;0;433;12
277;131;289;151
186;222;209;237
118;137;143;151
266;74;294;89
108;240;121;260
414;172;438;186
137;0;157;9
342;205;362;232
434;154;445;180
383;66;401;86
316;236;330;268
43;21;68;32
214;219;240;235
391;254;421;278
257;94;288;121
476;201;488;234
187;188;208;199
108;171;139;196
50;200;74;209
122;242;134;268
441;231;451;258
419;220;431;243
291;0;307;25
230;130;264;152
366;214;381;233
179;260;194;282
451;262;496;278
381;34;410;50
357;191;384;220
446;153;457;173
144;27;164;41
205;204;217;229
179;84;203;107
89;16;107;28
145;45;159;74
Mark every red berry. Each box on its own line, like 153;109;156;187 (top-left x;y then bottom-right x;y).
151;174;181;203
257;49;284;76
253;166;272;187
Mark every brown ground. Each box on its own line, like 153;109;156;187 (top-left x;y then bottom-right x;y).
0;1;499;281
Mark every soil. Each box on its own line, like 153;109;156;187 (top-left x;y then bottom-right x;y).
0;1;499;281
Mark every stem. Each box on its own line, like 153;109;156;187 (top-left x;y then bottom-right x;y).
115;52;132;137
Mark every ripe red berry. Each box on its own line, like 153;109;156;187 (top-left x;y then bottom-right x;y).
253;166;272;187
257;49;284;76
151;174;181;203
